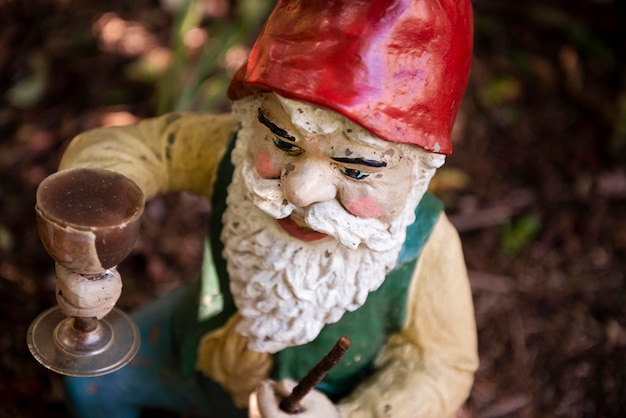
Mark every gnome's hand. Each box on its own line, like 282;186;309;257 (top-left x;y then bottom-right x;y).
252;379;341;418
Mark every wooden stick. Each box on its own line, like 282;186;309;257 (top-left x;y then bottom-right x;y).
279;336;351;414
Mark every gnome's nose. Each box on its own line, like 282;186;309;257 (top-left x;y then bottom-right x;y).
281;160;336;208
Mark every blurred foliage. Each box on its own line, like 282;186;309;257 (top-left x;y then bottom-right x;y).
156;0;274;114
429;167;472;194
5;52;48;109
500;214;542;255
528;5;615;65
478;75;523;107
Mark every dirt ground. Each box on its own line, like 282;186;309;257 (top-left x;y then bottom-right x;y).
1;1;625;417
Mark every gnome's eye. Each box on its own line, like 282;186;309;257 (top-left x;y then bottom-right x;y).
273;137;302;155
339;167;370;180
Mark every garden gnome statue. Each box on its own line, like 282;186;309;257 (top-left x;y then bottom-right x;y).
55;0;478;417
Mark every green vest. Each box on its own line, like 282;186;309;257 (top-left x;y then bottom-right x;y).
173;134;443;400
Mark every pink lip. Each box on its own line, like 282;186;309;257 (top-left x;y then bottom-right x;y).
276;215;328;242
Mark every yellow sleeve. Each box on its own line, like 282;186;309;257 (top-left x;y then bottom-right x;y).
59;112;237;200
338;214;478;418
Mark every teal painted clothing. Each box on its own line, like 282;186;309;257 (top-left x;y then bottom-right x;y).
64;133;443;418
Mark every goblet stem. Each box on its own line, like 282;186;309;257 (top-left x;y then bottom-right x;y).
55;316;112;355
74;317;97;333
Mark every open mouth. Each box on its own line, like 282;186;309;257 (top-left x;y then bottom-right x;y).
276;214;328;242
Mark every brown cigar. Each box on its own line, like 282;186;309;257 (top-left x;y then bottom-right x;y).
279;336;351;414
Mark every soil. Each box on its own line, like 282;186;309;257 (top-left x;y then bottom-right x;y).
1;1;625;417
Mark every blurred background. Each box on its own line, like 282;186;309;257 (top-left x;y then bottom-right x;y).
0;0;625;417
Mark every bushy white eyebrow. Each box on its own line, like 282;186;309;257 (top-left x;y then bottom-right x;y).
275;94;390;150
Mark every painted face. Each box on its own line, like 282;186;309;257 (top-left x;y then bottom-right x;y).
246;94;415;242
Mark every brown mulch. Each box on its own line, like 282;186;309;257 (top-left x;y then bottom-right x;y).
1;1;625;417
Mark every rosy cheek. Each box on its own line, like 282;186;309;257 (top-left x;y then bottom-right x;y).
346;195;384;218
254;150;281;178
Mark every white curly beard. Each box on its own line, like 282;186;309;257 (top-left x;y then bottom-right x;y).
221;96;442;353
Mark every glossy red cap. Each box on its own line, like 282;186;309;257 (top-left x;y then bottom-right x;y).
228;0;473;154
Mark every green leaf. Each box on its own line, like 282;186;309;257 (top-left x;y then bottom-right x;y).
500;214;542;254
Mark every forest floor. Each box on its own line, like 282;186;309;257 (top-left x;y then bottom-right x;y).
1;1;625;417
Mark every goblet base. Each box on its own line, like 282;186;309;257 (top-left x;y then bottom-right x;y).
27;306;140;377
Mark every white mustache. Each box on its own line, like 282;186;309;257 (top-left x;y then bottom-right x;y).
241;158;402;252
305;200;399;251
241;160;296;219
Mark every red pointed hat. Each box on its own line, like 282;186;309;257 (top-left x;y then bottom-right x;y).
228;0;473;155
